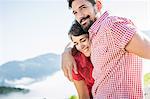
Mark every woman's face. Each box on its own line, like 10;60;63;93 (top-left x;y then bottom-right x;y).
71;34;91;57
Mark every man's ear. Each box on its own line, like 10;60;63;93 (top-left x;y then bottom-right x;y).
96;0;102;12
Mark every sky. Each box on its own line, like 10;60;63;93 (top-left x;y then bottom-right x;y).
0;0;73;65
0;0;150;65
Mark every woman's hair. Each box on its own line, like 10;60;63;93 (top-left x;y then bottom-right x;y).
68;20;89;56
68;20;88;40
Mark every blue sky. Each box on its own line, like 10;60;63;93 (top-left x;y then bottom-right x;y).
0;0;74;64
0;0;150;65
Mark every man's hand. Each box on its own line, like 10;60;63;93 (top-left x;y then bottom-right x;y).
61;48;78;81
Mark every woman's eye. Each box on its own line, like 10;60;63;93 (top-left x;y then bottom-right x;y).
81;39;86;42
74;43;78;46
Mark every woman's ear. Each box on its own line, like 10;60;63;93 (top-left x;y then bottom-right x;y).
96;0;102;12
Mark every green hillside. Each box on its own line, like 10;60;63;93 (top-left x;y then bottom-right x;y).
144;73;150;86
0;86;29;95
69;95;79;99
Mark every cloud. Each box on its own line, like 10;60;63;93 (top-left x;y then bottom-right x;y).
5;77;35;86
1;71;77;99
143;59;150;74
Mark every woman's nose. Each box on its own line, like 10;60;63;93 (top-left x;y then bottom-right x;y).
79;44;85;49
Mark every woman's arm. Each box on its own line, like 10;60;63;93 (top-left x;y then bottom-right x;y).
73;80;90;99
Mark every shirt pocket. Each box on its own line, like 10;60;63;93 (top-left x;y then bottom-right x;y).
92;32;108;55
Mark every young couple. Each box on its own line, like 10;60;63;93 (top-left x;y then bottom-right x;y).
62;0;150;99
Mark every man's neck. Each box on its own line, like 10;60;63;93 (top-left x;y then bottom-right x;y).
96;10;106;19
96;12;101;19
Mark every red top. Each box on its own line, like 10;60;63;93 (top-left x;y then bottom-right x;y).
72;51;94;98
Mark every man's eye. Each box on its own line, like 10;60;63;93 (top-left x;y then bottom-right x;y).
81;6;87;9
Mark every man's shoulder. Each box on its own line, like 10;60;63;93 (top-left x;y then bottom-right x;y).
107;15;132;25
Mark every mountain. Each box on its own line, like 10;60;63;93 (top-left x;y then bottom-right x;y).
0;53;60;86
0;86;29;95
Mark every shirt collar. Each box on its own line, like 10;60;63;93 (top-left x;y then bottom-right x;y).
89;11;109;41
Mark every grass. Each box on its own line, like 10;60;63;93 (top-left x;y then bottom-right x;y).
144;73;150;86
69;95;79;99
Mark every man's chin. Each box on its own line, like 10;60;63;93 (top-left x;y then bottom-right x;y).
82;22;93;32
80;24;87;31
83;26;90;32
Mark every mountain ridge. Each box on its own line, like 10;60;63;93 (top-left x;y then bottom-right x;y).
0;53;60;86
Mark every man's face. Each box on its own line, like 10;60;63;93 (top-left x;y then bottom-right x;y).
71;0;97;32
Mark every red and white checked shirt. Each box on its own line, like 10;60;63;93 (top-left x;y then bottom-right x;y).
89;11;143;99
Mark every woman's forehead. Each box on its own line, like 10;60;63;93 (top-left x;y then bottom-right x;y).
71;34;89;41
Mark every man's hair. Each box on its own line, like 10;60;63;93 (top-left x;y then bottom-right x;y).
67;0;96;8
68;20;88;38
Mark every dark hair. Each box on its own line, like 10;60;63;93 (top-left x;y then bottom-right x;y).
68;20;88;38
67;0;96;8
68;21;89;56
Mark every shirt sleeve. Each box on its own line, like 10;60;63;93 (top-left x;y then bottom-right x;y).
72;69;84;80
109;16;136;49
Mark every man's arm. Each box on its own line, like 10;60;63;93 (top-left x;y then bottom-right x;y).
61;47;78;81
125;31;150;59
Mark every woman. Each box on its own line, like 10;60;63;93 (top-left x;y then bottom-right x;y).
67;21;94;99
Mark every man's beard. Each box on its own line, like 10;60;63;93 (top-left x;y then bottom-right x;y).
81;20;94;32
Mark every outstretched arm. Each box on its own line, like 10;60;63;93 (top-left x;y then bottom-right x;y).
126;30;150;59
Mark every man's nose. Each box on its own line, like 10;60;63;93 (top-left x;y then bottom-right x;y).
78;12;84;23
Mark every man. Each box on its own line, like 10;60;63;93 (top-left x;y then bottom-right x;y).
62;0;150;98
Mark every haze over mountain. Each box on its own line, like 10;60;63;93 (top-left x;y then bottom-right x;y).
0;53;60;86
